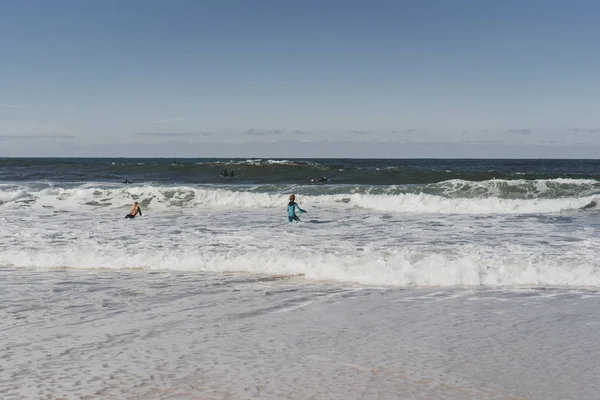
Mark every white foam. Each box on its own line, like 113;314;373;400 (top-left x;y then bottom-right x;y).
1;245;598;287
1;201;599;288
0;183;597;214
0;188;27;203
430;178;600;199
2;178;600;289
204;158;323;167
347;192;597;214
4;268;599;399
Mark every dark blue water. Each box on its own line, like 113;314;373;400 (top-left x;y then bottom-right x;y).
1;158;599;185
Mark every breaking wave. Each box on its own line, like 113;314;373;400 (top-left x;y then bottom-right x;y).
1;244;599;287
1;178;599;214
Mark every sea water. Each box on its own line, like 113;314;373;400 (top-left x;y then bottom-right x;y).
1;158;600;399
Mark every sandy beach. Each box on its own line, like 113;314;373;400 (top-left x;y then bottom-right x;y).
2;268;599;399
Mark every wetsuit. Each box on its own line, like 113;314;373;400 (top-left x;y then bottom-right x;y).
125;204;142;219
287;201;306;222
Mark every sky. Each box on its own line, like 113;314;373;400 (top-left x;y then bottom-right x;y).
1;0;599;158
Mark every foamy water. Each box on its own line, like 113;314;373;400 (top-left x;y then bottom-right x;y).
2;269;600;399
3;176;600;398
1;183;600;287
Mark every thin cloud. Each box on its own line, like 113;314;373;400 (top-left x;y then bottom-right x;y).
134;132;212;137
351;130;372;135
0;104;33;109
462;130;490;134
568;128;600;133
460;140;503;144
292;130;312;135
0;120;62;134
541;140;562;144
244;129;284;136
0;134;74;140
480;140;504;144
151;118;185;124
508;129;532;134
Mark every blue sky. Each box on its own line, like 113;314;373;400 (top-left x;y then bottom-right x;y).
1;0;599;157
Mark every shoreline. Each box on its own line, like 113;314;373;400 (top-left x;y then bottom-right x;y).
2;269;599;399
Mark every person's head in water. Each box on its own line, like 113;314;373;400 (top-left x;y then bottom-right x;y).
289;194;295;203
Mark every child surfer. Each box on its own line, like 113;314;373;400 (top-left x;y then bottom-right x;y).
125;201;142;219
287;194;306;222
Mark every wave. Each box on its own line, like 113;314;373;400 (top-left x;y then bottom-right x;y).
1;180;598;214
347;192;597;214
1;245;599;287
422;178;600;199
199;159;326;167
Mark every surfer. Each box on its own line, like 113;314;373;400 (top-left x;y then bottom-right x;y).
222;169;229;176
287;194;306;222
311;177;328;183
123;179;131;184
125;201;142;219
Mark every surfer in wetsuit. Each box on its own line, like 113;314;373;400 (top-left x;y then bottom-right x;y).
287;194;306;222
123;179;131;184
125;201;142;219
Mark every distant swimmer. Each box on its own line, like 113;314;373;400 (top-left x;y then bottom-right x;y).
221;169;234;177
287;194;306;222
311;177;328;183
123;179;132;184
125;201;142;219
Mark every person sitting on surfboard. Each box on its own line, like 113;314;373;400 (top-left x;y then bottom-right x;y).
125;201;142;219
287;194;306;222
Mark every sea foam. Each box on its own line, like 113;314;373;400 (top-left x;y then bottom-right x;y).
1;183;597;214
1;244;598;287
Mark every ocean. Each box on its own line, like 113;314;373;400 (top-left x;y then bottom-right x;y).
1;158;600;399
